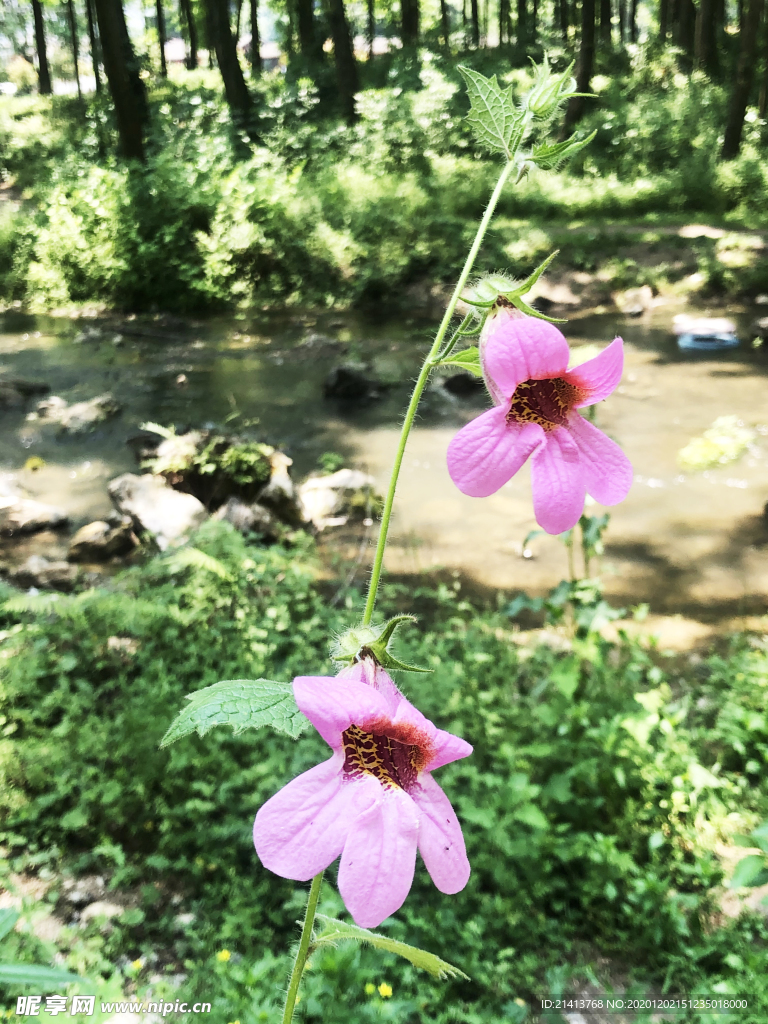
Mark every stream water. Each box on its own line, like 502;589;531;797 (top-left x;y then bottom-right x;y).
1;304;767;643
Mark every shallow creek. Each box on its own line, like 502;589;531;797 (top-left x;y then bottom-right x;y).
1;304;767;642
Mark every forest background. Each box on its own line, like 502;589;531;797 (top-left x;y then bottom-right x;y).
1;0;768;1021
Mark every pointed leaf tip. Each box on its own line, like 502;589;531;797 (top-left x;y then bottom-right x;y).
458;66;525;159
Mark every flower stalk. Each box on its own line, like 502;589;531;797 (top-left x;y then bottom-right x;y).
282;870;324;1024
361;157;517;627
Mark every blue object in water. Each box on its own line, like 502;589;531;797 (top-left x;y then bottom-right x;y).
677;332;740;351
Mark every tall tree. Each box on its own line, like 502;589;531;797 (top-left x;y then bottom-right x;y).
326;0;359;121
66;0;83;100
558;0;569;42
675;0;696;55
296;0;321;62
722;0;765;157
516;0;527;45
156;0;168;75
618;0;626;41
32;0;52;94
694;0;718;73
440;0;451;49
600;0;612;45
470;0;479;43
85;0;101;91
563;0;595;130
93;0;148;159
204;0;256;135
401;0;419;45
629;0;637;39
531;0;538;40
499;0;510;42
249;0;261;74
178;0;198;68
367;0;374;58
659;0;669;40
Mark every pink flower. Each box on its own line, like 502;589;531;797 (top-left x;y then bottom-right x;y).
253;660;472;928
447;311;632;534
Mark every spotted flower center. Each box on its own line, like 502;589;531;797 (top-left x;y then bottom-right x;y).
342;724;425;791
507;376;580;431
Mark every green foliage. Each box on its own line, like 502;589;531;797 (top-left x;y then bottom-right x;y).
1;524;767;1021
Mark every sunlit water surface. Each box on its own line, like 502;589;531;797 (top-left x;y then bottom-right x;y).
1;305;767;639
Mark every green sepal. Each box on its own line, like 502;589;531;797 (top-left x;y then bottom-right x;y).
503;250;567;323
458;66;525;160
529;131;597;170
313;915;469;981
438;346;483;377
160;679;310;747
0;964;83;986
331;616;431;673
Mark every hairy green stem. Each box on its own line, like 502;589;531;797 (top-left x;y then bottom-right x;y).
282;871;324;1024
361;158;516;627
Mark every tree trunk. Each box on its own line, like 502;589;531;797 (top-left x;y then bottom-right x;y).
367;0;374;57
85;0;101;91
499;0;509;42
93;0;148;159
531;0;538;40
559;0;569;41
759;17;768;115
235;0;244;41
156;0;168;75
629;0;637;39
204;0;257;137
441;0;451;49
401;0;419;46
600;0;612;45
722;0;765;157
516;0;527;45
249;0;261;73
296;0;320;60
694;0;717;72
618;0;625;41
471;0;480;44
67;0;83;101
659;0;669;40
179;0;199;68
326;0;359;121
563;0;594;130
32;0;53;94
676;0;696;53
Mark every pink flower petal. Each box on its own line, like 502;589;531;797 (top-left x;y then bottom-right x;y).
412;773;470;895
426;729;473;772
338;788;419;927
293;676;392;749
447;406;545;498
566;338;624;407
566;413;633;506
339;659;403;713
530;427;585;534
482;314;570;398
253;754;378;880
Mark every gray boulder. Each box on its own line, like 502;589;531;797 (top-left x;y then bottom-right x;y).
213;499;279;538
31;393;120;434
0;496;68;535
108;474;207;551
68;519;138;562
298;468;376;529
10;555;79;592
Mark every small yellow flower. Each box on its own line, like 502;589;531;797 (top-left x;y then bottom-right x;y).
131;958;144;970
378;983;393;999
364;983;376;996
216;949;231;962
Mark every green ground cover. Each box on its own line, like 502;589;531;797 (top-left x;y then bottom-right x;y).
1;53;767;313
1;521;767;1022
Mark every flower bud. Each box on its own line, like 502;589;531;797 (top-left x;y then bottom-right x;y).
524;62;576;119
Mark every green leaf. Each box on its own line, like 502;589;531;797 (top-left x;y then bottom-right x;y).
439;346;483;377
0;909;20;942
0;963;82;986
728;854;767;888
313;915;469;980
164;547;233;581
160;679;310;747
458;66;525;159
530;131;596;171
